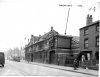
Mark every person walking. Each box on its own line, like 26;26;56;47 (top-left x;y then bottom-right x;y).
73;59;78;70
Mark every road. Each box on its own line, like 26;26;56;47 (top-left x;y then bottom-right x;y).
0;60;98;76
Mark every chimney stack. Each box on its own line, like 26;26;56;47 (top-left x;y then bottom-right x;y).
31;34;34;38
86;14;93;25
51;26;53;31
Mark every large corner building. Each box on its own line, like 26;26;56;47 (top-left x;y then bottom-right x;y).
25;27;79;66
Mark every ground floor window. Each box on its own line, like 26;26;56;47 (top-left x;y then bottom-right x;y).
95;52;99;60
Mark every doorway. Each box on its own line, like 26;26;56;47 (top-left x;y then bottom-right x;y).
49;51;55;64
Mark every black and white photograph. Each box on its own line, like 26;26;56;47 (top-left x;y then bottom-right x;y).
0;0;99;76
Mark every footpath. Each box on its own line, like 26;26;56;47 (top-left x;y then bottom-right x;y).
21;60;99;76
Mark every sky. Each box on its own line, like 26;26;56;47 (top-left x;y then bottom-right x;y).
0;0;100;52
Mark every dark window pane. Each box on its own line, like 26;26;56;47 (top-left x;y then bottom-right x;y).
84;39;88;48
96;36;99;47
84;28;88;35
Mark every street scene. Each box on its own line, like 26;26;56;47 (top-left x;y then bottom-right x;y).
0;60;98;76
0;0;99;76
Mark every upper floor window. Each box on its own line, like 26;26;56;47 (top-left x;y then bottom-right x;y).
84;28;88;35
96;23;99;32
96;36;99;47
84;38;88;49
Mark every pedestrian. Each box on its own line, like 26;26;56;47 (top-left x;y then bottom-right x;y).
85;61;88;71
58;57;60;65
73;59;78;70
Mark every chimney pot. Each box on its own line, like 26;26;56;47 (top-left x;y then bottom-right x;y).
86;14;93;25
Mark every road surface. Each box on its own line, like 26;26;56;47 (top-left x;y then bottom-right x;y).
0;60;98;76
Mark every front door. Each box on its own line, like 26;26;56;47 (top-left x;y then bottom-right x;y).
49;51;55;64
31;54;33;62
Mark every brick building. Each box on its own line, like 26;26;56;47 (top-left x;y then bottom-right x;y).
25;35;39;62
25;27;79;66
79;14;99;68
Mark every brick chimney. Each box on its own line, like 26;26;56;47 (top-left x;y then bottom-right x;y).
86;14;93;25
51;26;53;31
30;34;34;43
31;34;34;38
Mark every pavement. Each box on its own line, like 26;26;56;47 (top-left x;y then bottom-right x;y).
20;60;99;76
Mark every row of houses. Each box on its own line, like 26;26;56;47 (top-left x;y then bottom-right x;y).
25;14;99;68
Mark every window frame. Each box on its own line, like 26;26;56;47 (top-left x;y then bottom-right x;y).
84;38;89;49
96;36;99;47
84;28;89;35
96;24;99;32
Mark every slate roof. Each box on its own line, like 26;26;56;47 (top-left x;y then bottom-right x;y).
71;36;80;49
39;28;59;41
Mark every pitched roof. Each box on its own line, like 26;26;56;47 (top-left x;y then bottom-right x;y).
80;20;100;30
71;36;80;49
39;27;59;41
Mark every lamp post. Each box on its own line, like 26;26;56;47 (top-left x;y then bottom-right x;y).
24;37;30;61
59;4;83;35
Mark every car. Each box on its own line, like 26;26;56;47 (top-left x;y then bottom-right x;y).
0;52;5;67
13;57;20;62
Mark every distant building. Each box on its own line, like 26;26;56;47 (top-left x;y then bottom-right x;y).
20;47;25;60
79;14;99;62
25;35;40;62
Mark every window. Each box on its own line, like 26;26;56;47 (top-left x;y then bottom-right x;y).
84;39;88;49
84;28;88;35
96;36;99;47
95;52;99;60
96;23;99;32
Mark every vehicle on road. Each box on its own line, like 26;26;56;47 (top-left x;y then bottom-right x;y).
13;57;20;62
0;52;5;67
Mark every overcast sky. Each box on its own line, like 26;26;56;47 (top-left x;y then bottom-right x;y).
0;0;100;52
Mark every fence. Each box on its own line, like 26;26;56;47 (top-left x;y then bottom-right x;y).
64;59;74;67
79;60;99;70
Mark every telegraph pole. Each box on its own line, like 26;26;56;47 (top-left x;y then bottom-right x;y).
65;7;70;35
59;4;83;35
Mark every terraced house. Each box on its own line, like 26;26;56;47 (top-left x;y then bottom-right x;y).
25;27;79;66
79;14;99;69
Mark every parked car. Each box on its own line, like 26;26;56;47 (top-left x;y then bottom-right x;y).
13;57;20;62
0;52;5;67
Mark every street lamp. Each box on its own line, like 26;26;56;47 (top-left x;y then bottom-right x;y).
59;4;83;35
